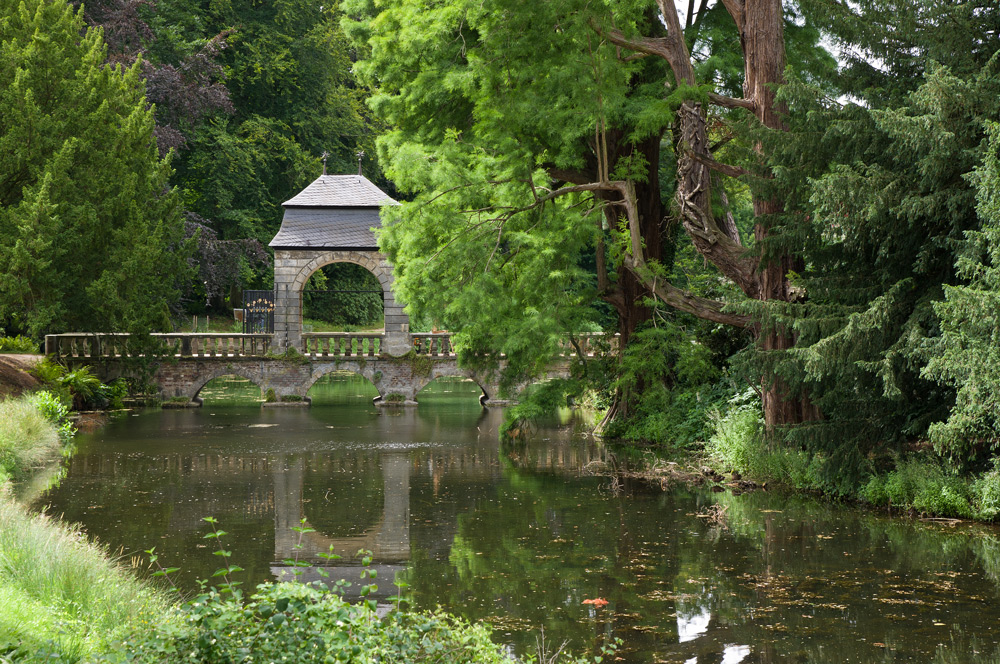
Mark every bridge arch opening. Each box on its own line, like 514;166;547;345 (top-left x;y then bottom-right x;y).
307;370;381;406
194;373;264;405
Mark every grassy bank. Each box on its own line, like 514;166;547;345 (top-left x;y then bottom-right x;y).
0;393;171;662
0;393;64;485
0;497;171;661
702;404;1000;521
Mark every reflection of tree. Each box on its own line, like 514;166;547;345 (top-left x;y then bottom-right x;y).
402;466;695;663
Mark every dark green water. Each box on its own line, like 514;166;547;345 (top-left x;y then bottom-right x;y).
33;376;1000;663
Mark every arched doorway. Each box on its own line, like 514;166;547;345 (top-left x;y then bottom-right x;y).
270;174;410;354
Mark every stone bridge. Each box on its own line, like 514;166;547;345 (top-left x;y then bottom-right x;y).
44;332;606;407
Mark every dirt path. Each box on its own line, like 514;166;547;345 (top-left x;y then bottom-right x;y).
0;354;42;399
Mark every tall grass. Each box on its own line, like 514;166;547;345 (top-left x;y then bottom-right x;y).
0;496;171;661
0;396;61;483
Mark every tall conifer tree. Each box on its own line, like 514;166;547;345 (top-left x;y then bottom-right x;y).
0;0;190;336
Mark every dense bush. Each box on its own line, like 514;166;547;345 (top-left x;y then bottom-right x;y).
91;581;517;664
601;324;725;448
0;336;37;353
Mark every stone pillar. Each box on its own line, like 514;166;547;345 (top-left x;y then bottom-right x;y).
273;249;308;352
379;258;412;356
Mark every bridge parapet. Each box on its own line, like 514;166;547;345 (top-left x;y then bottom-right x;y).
45;333;273;360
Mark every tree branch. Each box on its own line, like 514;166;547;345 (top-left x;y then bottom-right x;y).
720;0;745;31
591;20;674;61
620;255;751;327
689;151;750;179
708;91;755;111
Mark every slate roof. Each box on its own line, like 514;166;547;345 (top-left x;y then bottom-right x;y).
282;174;397;208
270;174;398;249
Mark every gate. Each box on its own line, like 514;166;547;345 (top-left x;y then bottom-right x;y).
242;290;275;334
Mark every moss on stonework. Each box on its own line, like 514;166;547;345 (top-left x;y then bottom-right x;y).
266;347;311;366
384;351;433;378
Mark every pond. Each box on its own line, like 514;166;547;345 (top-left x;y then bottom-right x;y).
32;376;1000;663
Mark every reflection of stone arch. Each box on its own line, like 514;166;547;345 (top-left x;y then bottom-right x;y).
190;368;263;400
273;454;410;563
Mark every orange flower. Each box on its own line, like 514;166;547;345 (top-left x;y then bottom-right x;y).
582;598;609;607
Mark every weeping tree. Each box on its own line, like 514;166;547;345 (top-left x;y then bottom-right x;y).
344;0;833;423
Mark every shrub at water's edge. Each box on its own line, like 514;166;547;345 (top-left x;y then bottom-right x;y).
704;399;1000;521
0;497;171;662
0;392;68;484
92;582;520;664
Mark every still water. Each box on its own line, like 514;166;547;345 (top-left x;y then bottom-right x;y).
33;375;1000;663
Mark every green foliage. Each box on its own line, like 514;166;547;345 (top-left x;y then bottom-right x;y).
57;367;103;410
163;0;378;260
860;460;976;519
602;323;722;448
0;336;37;353
27;390;74;443
96;581;517;664
749;27;1000;487
0;0;192;337
0;495;168;662
921;122;1000;468
501;379;582;440
705;393;833;492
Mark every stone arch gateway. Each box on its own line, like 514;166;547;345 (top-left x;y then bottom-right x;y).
270;174;411;355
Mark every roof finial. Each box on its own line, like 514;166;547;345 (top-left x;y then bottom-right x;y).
320;151;329;175
356;150;365;176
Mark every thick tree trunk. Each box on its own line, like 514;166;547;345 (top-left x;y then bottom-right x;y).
601;0;820;429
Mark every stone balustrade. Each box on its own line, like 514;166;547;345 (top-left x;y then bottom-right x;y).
411;333;454;357
44;331;618;361
301;333;382;358
45;333;272;359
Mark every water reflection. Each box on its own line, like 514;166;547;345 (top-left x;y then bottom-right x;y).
29;377;1000;663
